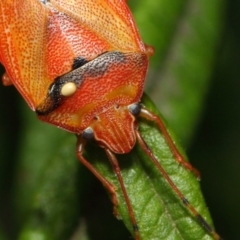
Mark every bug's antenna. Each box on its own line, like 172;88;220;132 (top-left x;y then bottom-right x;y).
76;137;119;216
140;107;200;179
135;129;222;240
105;148;140;240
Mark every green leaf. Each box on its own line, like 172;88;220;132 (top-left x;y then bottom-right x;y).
83;94;215;240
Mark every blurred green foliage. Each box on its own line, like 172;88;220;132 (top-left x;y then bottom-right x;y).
0;0;239;239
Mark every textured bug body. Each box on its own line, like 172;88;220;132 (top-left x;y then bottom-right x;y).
0;0;144;106
0;0;147;154
0;1;222;240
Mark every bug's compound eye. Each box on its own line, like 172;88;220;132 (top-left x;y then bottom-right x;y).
128;103;141;116
60;82;77;97
82;127;94;140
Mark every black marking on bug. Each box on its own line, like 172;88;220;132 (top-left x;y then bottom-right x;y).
72;56;89;70
84;51;126;78
36;51;126;115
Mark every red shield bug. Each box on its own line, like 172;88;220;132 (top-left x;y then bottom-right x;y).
0;0;222;239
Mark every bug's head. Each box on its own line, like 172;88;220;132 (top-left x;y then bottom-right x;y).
81;103;141;154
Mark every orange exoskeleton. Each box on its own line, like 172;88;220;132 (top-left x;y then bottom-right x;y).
0;0;221;239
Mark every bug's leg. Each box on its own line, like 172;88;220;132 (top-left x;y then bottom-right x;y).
76;136;119;216
2;73;13;86
139;107;200;179
105;148;140;240
135;129;222;240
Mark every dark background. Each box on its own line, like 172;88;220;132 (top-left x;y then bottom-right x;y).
189;0;240;239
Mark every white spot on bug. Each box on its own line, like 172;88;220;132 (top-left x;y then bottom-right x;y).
61;82;77;97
